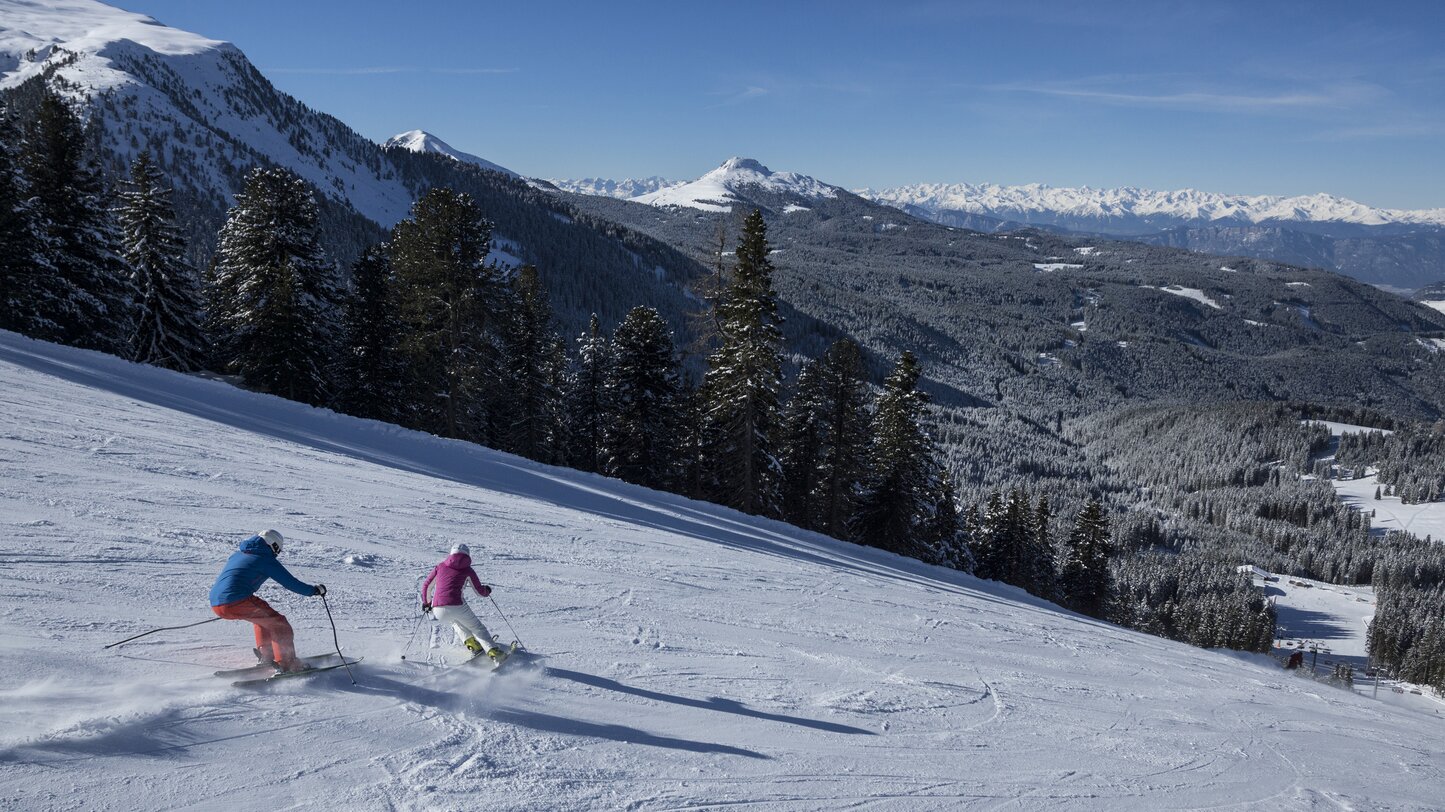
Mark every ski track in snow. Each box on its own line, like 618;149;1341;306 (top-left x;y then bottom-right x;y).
1;330;1443;810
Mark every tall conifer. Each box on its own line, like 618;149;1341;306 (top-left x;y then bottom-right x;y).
117;151;206;370
852;351;942;557
210;166;341;405
388;187;498;440
336;245;402;421
567;314;611;473
1062;500;1112;617
21;88;133;351
603;306;682;490
697;209;784;516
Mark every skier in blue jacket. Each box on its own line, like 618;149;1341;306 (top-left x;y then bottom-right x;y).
209;530;325;672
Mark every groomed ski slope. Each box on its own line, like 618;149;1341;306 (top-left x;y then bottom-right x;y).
1;331;1442;811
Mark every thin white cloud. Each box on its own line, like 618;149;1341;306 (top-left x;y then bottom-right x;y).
705;86;770;109
993;82;1342;112
266;66;518;76
268;66;417;75
433;67;520;75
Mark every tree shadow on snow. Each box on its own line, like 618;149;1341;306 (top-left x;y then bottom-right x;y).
1274;607;1356;642
349;672;767;759
0;337;1036;616
545;666;873;736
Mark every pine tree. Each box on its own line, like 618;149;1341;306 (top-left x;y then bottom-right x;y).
813;338;871;540
499;265;564;462
0;102;53;337
779;358;827;529
971;492;1006;580
116;151;206;371
697;209;784;516
1062;500;1113;617
1029;496;1058;599
210;166;341;405
388;187;499;440
19;87;133;351
336;245;402;421
602;306;682;490
852;351;943;557
1000;489;1032;588
566;314;611;474
924;470;971;570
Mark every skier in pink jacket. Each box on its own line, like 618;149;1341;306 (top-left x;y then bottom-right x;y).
421;543;504;661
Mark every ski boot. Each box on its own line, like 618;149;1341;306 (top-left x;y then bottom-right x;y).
253;647;277;668
463;637;484;655
487;645;510;665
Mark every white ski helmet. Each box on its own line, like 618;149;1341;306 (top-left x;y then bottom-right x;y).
260;529;284;554
450;542;470;556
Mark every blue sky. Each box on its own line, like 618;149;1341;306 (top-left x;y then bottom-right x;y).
120;1;1444;209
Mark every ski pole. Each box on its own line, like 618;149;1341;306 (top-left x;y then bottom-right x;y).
488;595;526;649
103;617;223;649
399;612;426;661
320;593;357;685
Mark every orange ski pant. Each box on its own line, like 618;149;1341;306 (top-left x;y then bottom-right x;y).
212;596;297;665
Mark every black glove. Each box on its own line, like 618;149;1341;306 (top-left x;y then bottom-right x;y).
314;584;327;597
422;602;432;614
478;585;492;598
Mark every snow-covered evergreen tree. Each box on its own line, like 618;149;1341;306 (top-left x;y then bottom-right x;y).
812;338;871;540
0;102;54;338
779;358;827;529
499;264;565;462
209;166;341;405
924;471;971;571
602;305;682;490
970;492;1006;580
779;337;871;538
566;314;611;473
697;209;784;517
116;150;206;371
1029;496;1058;599
852;351;942;557
1062;500;1112;617
336;245;402;421
19;87;133;352
388;187;499;440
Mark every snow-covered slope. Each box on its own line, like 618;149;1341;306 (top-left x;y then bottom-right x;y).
862;182;1445;230
546;175;683;199
2;329;1443;810
0;0;413;225
631;157;840;212
384;129;516;177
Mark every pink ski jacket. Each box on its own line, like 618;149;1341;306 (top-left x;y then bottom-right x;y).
422;552;486;607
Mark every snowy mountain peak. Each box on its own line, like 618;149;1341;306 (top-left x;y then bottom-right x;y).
0;0;415;225
383;129;516;177
717;156;770;174
630;156;840;213
0;0;226;92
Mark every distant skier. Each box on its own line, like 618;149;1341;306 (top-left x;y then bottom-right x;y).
421;543;504;662
209;529;325;672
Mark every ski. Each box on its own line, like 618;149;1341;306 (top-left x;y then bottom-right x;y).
231;657;363;688
214;652;348;679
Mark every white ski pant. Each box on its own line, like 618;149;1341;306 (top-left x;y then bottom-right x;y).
431;603;495;648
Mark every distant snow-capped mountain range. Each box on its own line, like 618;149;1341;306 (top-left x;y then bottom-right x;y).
551;164;1445;231
860;183;1445;232
548;162;1445;288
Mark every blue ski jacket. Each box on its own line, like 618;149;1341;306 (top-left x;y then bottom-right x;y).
209;535;316;606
